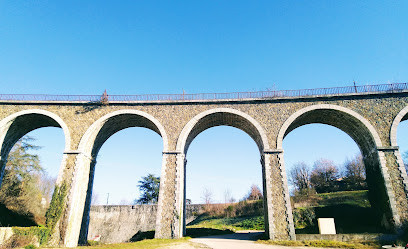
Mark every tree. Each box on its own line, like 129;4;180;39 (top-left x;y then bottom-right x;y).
343;154;367;190
224;189;234;203
245;184;263;201
135;174;160;204
310;158;339;193
201;187;213;205
0;136;46;219
289;162;311;191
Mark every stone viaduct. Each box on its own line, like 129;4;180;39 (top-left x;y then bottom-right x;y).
0;83;407;247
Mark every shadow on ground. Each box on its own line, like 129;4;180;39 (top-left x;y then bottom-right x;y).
129;230;155;242
186;228;235;238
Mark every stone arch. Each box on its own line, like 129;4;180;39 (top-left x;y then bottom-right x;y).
72;109;168;245
277;104;398;232
0;109;71;183
173;108;270;237
277;104;382;150
390;105;408;147
0;109;71;156
176;108;270;154
78;109;168;158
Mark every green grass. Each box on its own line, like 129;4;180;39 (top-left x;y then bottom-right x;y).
189;190;381;234
187;215;264;231
70;238;192;249
317;190;371;208
257;239;380;249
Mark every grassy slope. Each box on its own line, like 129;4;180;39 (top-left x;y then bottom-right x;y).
187;215;264;232
189;190;378;233
297;190;380;234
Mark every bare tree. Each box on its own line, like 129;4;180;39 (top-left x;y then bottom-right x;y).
245;184;263;201
343;154;367;190
289;162;311;191
310;158;338;193
201;187;213;205
38;174;57;207
224;189;232;204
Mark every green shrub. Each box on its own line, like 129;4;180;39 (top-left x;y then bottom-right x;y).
87;240;102;246
12;226;50;246
293;207;316;229
45;182;68;232
24;244;37;249
239;216;264;230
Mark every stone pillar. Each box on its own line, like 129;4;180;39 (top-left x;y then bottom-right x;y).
263;150;295;240
78;159;97;245
155;151;185;239
376;146;408;229
62;152;93;247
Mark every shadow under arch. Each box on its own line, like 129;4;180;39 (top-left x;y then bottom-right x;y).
0;109;71;184
175;108;270;237
277;104;398;232
74;110;168;245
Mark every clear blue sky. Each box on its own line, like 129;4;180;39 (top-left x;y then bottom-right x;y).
1;1;408;204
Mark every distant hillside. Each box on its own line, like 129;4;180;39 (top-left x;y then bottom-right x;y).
188;190;381;234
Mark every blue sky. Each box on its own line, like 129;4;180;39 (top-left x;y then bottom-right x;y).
1;1;407;204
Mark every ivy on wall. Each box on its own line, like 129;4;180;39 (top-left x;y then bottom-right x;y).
45;182;68;232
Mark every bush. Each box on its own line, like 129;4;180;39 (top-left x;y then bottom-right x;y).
12;227;50;246
24;244;37;249
2;234;33;249
239;216;264;230
293;207;316;229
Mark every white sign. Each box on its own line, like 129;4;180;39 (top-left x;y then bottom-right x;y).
318;218;336;234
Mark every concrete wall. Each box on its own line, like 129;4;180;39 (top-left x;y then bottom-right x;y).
87;204;204;243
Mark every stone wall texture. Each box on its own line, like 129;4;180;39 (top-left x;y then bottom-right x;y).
87;204;204;244
0;91;407;247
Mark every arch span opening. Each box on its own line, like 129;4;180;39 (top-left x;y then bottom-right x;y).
278;105;396;233
0;110;68;227
177;108;270;238
76;110;168;245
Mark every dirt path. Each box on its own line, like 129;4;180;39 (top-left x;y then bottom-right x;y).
188;231;337;249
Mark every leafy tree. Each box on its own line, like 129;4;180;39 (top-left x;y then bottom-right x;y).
135;174;160;204
343;154;367;190
0;136;47;221
245;184;263;201
289;162;311;191
310;158;339;193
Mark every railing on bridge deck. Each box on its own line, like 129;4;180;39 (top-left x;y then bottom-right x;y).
0;82;407;102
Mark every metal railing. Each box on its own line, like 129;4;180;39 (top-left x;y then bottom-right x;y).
0;83;407;103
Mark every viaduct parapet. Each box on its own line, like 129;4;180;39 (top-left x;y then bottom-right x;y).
0;83;407;247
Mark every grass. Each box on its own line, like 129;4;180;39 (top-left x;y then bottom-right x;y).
257;239;381;249
317;190;371;208
71;238;192;249
187;215;264;231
